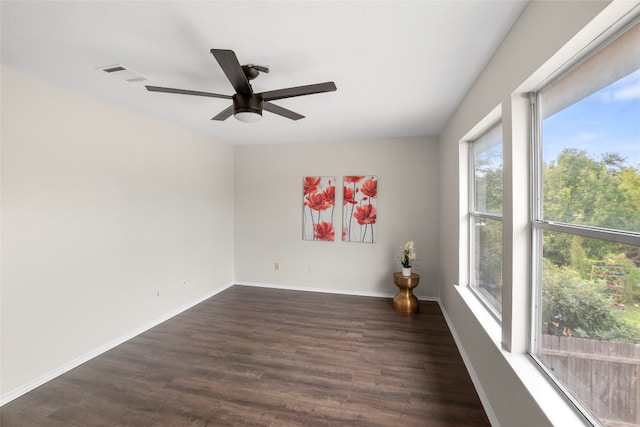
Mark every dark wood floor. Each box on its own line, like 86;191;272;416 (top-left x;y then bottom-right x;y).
1;285;490;426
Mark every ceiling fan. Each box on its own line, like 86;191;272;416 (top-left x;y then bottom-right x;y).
146;49;337;123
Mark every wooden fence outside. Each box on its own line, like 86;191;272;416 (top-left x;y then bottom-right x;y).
541;334;640;427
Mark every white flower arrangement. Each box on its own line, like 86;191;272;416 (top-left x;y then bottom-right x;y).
400;241;417;268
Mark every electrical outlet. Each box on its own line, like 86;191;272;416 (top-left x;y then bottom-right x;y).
307;265;312;273
274;262;280;271
156;289;160;297
182;281;187;287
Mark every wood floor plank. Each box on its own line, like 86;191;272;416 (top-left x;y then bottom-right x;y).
1;285;490;426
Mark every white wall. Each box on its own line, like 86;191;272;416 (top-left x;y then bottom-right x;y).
0;66;235;398
437;1;621;426
234;137;439;298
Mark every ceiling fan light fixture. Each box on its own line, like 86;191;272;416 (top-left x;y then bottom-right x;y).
233;93;262;123
234;111;262;123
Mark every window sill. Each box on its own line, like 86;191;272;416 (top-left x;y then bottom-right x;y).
454;285;591;427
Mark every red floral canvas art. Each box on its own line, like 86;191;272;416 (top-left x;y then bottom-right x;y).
343;175;377;243
303;176;336;241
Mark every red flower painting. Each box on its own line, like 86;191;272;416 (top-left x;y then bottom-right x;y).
354;204;377;225
343;186;356;205
303;176;335;241
361;178;377;198
304;176;322;195
323;185;336;207
343;175;377;243
305;193;330;211
314;222;335;241
344;176;365;184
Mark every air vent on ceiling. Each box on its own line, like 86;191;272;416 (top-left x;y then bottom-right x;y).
98;64;148;83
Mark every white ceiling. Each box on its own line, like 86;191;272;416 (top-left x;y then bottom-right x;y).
1;1;528;145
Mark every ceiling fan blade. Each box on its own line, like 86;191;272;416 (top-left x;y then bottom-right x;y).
260;82;337;101
263;101;305;121
210;49;253;96
146;85;231;99
211;105;234;121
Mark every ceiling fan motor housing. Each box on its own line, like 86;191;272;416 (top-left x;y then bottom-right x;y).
233;93;263;117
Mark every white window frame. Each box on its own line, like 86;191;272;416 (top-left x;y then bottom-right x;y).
468;121;503;321
529;15;640;426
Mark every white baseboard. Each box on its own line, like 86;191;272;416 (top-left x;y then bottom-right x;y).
0;282;235;407
234;280;439;302
437;299;499;427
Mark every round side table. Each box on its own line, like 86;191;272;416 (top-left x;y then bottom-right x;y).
393;272;420;313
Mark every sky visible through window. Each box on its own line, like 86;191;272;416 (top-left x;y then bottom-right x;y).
543;69;640;167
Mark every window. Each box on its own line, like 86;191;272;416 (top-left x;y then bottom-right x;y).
532;19;640;427
469;122;503;318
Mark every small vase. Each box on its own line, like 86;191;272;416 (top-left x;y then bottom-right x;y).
402;267;412;277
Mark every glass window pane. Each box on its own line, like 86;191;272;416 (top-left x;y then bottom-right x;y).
534;19;640;427
474;125;503;215
471;216;502;314
541;68;640;232
538;229;640;425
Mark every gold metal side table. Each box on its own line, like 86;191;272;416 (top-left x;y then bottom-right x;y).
393;272;420;313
